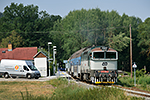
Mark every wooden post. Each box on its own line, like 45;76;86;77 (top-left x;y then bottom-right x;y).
144;66;146;72
130;24;132;78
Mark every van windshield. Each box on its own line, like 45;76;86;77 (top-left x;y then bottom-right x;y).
28;65;37;71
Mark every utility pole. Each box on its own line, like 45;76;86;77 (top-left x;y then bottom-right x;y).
130;24;132;78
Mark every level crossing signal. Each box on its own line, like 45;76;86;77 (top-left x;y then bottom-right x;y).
132;62;137;68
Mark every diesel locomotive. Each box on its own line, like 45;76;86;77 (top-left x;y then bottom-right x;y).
67;46;118;84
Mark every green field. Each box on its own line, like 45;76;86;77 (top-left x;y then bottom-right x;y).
0;78;144;100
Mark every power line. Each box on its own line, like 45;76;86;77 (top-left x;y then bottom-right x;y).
0;26;129;34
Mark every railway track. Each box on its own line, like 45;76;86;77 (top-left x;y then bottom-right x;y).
62;72;150;99
78;79;150;99
112;85;150;99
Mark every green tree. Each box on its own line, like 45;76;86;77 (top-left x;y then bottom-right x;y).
0;3;62;49
136;18;150;71
1;3;146;72
53;8;143;65
116;14;142;70
0;12;3;18
108;32;130;51
0;30;24;48
0;3;39;44
138;18;150;57
1;3;38;32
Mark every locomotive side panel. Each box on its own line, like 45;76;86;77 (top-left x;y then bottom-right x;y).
81;60;89;73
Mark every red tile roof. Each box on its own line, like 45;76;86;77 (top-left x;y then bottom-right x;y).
0;47;37;60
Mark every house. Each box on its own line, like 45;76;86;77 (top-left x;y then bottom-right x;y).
0;42;49;77
0;43;37;61
33;51;49;77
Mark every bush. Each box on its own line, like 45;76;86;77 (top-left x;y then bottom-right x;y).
138;76;150;84
136;69;146;77
118;77;134;87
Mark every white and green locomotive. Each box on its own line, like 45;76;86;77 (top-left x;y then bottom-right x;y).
67;46;118;84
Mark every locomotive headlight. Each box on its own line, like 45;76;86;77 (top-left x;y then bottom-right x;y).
99;74;102;77
91;77;94;82
100;46;109;51
109;74;112;77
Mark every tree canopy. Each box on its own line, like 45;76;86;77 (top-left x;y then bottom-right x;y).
0;30;24;48
0;3;150;71
0;2;62;48
0;12;3;18
138;18;150;56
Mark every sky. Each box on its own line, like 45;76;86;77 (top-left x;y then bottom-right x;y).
0;0;149;22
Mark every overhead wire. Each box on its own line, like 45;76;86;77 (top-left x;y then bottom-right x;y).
0;25;130;34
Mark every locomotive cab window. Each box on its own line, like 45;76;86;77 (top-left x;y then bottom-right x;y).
106;52;116;59
82;52;88;61
93;52;104;59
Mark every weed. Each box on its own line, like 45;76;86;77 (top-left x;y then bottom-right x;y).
118;73;150;91
117;77;134;87
0;77;145;100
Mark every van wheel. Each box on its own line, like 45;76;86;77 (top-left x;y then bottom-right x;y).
12;76;16;79
4;73;9;78
27;74;31;79
35;77;39;79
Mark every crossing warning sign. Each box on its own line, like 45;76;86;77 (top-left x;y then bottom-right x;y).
132;63;137;68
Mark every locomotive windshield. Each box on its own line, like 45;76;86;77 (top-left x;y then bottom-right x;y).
93;52;116;59
106;52;116;59
93;52;104;58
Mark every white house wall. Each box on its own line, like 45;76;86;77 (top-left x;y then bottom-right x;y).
34;58;47;76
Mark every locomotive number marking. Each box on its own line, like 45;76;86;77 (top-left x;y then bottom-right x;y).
102;62;108;66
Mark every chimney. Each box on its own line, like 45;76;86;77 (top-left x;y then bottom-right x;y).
8;41;12;51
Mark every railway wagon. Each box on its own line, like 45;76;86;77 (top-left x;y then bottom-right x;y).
67;46;118;84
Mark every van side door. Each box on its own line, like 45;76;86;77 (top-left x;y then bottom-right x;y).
23;65;29;76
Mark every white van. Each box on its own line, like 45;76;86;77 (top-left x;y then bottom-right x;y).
0;59;41;79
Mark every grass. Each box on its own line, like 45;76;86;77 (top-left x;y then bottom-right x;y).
0;81;55;100
117;76;134;87
117;74;150;91
0;77;145;100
